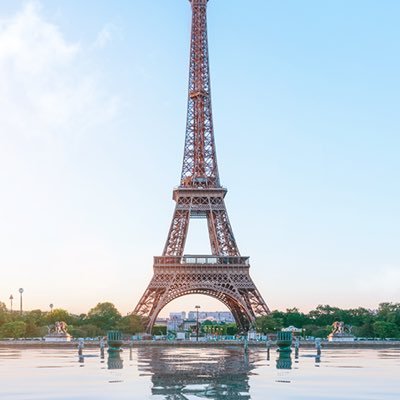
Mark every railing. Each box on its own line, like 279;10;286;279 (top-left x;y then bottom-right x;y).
154;255;249;266
107;331;122;342
173;185;227;191
277;331;292;342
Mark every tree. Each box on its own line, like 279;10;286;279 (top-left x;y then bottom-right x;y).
373;321;399;339
152;325;167;335
24;309;46;325
308;305;343;326
225;323;238;336
0;301;9;327
46;309;71;325
376;303;400;325
283;308;309;328
25;320;42;337
352;322;374;338
117;314;144;334
87;302;122;332
68;324;103;338
0;321;27;338
255;315;283;333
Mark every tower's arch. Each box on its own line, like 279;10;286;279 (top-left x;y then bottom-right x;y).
144;288;255;333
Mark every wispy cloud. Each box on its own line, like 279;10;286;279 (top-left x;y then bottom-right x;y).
0;3;78;75
94;22;121;49
0;2;120;141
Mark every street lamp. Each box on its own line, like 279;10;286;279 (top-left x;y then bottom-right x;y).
195;305;200;341
49;304;54;313
9;295;13;312
18;288;24;315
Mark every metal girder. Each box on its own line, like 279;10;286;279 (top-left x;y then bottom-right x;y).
181;0;219;188
133;266;269;333
133;0;270;333
163;190;239;257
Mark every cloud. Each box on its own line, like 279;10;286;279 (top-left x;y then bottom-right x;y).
0;2;120;141
94;22;121;49
0;2;78;74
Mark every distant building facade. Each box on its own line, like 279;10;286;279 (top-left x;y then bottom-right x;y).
154;317;168;327
162;311;234;332
170;312;186;320
187;311;234;323
167;312;186;332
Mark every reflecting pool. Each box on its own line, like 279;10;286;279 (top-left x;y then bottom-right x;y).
0;346;399;399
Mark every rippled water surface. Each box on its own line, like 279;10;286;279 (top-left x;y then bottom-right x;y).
0;346;399;399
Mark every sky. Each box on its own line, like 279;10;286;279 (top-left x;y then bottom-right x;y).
0;0;399;317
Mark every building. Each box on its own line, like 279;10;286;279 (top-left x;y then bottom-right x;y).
163;311;235;332
170;312;186;320
187;311;234;323
167;312;186;332
154;318;168;327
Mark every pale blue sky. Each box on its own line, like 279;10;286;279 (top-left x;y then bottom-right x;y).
0;1;399;316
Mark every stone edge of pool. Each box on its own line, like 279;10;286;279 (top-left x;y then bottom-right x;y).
0;340;399;349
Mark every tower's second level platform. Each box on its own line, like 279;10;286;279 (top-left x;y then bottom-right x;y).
173;186;227;201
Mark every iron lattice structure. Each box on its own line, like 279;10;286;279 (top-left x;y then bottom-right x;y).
134;0;270;332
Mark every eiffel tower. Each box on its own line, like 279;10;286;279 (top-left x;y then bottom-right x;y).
134;0;270;332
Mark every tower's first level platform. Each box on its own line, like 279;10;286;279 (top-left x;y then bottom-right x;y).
154;255;249;269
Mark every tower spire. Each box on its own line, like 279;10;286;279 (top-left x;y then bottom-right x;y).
181;0;219;188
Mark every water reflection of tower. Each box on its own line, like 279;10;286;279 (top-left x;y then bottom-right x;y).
137;347;261;399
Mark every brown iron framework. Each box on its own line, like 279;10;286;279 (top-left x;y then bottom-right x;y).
134;0;270;332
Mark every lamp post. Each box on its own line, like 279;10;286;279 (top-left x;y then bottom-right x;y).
195;305;200;341
50;304;54;313
9;295;13;312
18;288;24;315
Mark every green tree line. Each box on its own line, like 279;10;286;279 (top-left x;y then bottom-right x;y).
0;301;399;339
0;302;145;339
255;303;400;338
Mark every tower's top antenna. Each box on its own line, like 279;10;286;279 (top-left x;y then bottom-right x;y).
181;0;219;188
189;0;209;5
